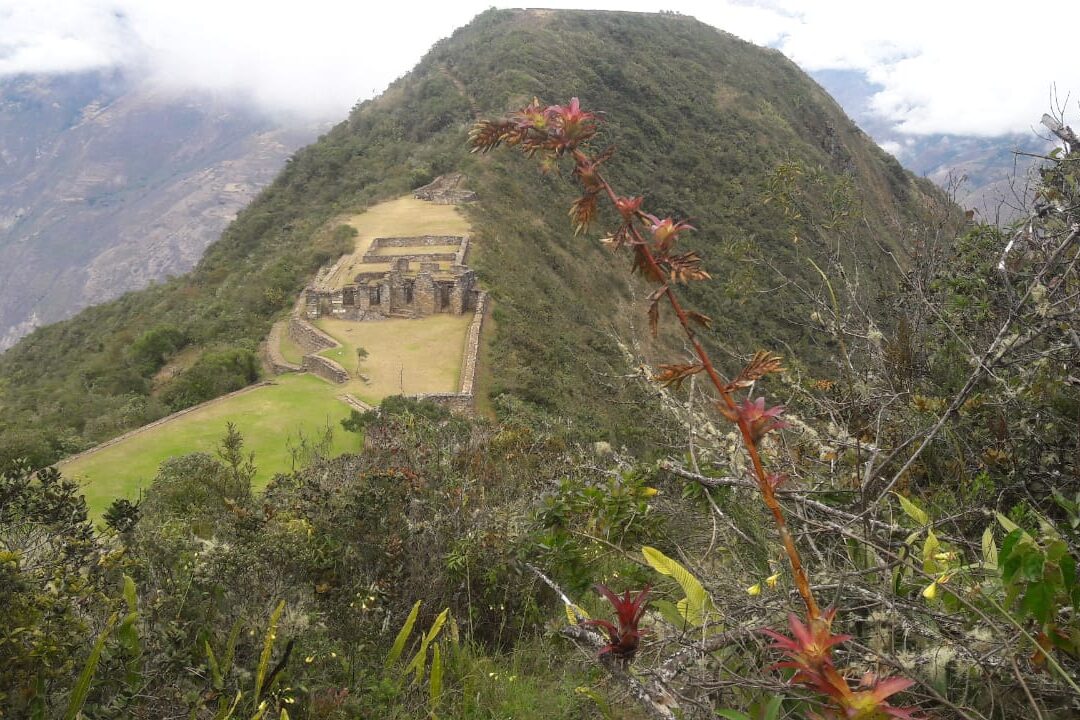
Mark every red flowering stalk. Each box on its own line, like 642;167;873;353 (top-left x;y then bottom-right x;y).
719;396;790;443
471;99;921;718
583;584;651;663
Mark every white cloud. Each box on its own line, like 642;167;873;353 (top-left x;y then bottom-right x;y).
0;0;1075;135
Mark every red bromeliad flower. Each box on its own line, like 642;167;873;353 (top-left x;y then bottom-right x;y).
545;97;599;151
584;584;651;663
720;396;789;442
764;612;923;719
762;609;850;677
614;195;645;221
641;213;695;253
804;667;923;720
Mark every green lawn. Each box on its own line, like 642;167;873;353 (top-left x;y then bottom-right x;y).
61;373;357;517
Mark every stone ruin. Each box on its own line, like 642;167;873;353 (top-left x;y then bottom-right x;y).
304;235;477;321
412;172;477;204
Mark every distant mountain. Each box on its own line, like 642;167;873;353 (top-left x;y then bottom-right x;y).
812;69;1050;222
0;72;318;350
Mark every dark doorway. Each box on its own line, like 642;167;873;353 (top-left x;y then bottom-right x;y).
439;283;451;310
369;285;381;305
404;281;414;304
343;287;355;306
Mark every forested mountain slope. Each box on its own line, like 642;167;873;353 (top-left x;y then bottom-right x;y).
0;9;947;469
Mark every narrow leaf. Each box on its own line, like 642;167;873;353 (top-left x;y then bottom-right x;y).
429;643;443;712
64;612;118;720
206;641;223;690
981;526;999;569
386;600;421;669
254;600;285;701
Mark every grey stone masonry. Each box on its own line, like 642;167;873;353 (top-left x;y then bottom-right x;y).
412;172;477;204
302;354;350;384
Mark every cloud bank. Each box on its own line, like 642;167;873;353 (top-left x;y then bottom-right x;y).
0;0;1075;135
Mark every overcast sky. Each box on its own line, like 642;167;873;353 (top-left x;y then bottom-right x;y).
0;0;1074;137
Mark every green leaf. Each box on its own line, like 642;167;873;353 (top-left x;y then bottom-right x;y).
1060;552;1077;593
206;641;224;691
651;599;688;629
429;642;443;712
254;600;285;701
981;526;998;569
993;511;1019;535
426;608;449;645
386;600;421;669
1022;582;1053;625
762;695;783;720
1022;551;1045;582
894;492;929;525
122;574;137;610
405;608;450;685
642;546;715;626
64;612;118;720
921;529;941;572
715;711;752;720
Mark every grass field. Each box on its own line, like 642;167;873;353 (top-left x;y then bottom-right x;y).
315;315;470;403
325;197;471;289
61;373;357;517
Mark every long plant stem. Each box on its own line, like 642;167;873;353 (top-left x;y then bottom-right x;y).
592;171;822;622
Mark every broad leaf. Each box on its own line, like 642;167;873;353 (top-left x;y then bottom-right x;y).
894;492;929;525
642;546;715;626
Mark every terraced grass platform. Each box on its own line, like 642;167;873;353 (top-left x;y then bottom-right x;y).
314;314;471;403
60;373;356;516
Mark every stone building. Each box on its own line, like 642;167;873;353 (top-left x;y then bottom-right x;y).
305;235;478;320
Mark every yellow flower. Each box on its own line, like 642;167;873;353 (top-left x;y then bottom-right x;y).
747;583;762;596
921;581;938;600
765;572;781;589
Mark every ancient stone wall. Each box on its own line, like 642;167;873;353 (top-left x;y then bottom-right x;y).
458;291;486;395
302;354;350;384
263;320;302;374
410;392;475;414
412;173;477;204
288;316;338;352
372;235;463;248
